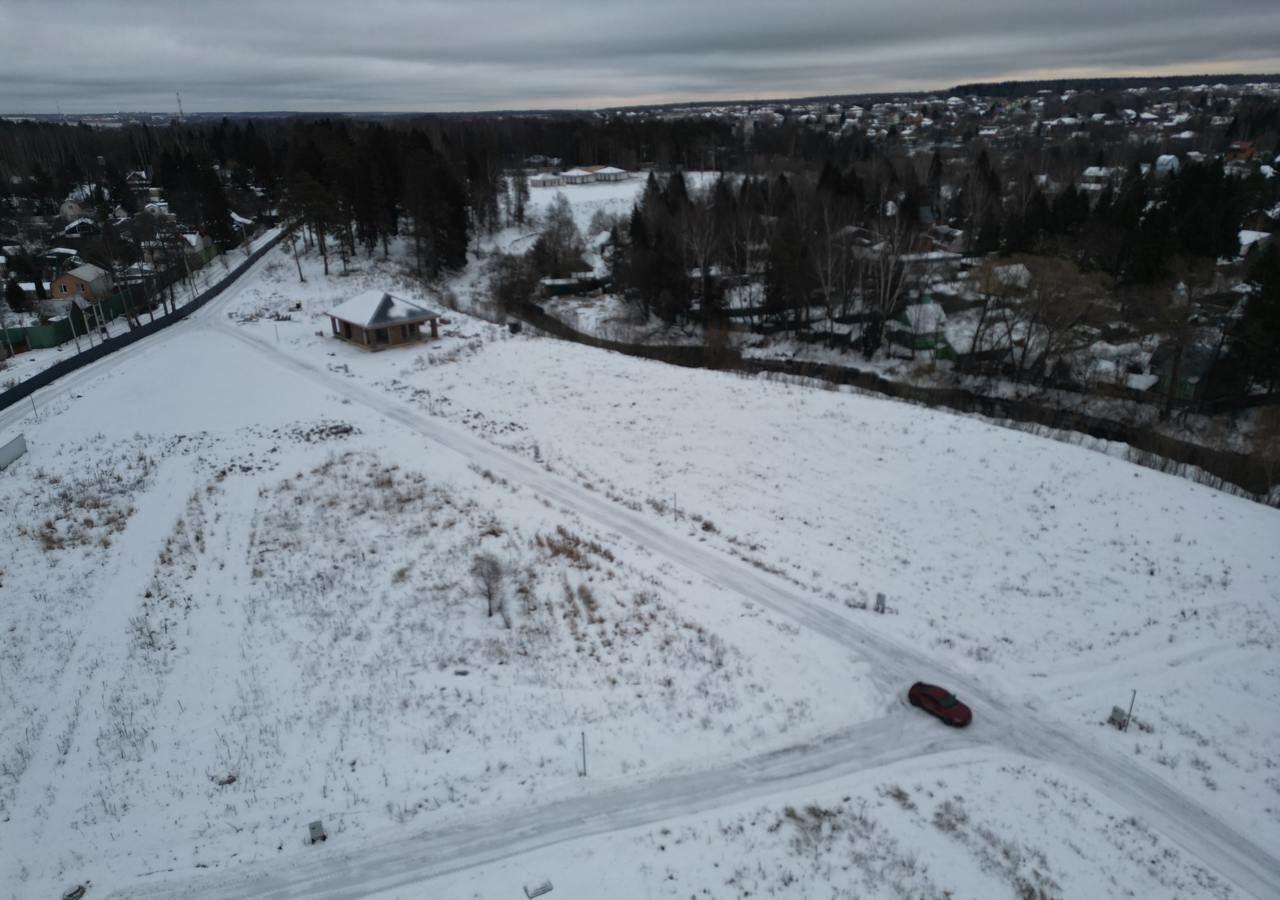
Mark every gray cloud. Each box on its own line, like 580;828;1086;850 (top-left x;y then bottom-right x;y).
1;0;1278;112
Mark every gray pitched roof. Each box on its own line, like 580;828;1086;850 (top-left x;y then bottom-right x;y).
326;289;441;328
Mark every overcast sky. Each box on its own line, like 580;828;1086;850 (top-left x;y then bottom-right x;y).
2;0;1279;114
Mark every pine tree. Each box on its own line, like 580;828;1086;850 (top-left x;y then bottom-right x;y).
1236;243;1280;393
5;278;29;313
512;169;530;227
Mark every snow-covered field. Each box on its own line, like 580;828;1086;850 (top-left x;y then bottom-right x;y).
0;327;867;897
1;197;1278;900
231;243;1280;840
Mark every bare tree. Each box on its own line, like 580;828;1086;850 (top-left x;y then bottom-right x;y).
805;194;859;340
1136;258;1213;420
859;217;915;358
683;194;721;313
532;191;586;278
725;199;765;324
967;258;1009;366
470;553;506;624
968;255;1102;383
1017;256;1105;383
1251;406;1280;499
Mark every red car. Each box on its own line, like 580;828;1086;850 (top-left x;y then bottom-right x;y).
908;682;972;727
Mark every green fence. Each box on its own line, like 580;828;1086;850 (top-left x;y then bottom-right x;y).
3;318;74;350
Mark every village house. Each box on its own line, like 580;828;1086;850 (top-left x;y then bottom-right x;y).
50;263;112;301
552;165;630;185
590;165;629;182
59;183;108;222
326;289;442;349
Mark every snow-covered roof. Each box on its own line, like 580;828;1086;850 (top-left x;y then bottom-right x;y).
327;290;441;328
230;211;254;226
593;166;627;175
1239;230;1271;252
898;251;961;263
66;263;108;282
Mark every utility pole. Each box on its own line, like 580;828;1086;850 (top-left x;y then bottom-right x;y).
67;303;82;353
1125;690;1137;731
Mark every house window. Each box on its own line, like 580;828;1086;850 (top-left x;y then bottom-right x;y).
60;284;67;294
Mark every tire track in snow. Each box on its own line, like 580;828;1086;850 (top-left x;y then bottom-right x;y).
113;714;976;900
4;458;201;890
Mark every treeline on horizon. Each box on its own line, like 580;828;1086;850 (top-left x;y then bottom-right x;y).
585;73;1280;115
951;73;1280;98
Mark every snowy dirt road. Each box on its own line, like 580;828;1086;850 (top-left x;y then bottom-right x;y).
118;313;1277;900
117;713;977;900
